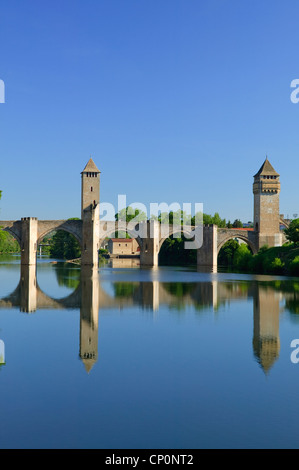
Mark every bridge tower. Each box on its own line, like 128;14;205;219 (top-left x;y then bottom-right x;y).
81;158;101;268
253;157;281;250
81;158;101;219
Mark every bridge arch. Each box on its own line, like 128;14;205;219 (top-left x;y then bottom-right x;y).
37;220;83;247
217;234;258;256
0;221;22;248
279;218;290;229
1;227;21;247
158;226;195;251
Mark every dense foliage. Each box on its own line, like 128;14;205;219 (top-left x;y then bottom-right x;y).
159;235;197;266
284;219;299;245
0;193;20;253
0;230;20;253
218;240;299;276
49;231;81;260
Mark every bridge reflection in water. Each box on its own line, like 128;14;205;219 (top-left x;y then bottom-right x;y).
0;263;286;375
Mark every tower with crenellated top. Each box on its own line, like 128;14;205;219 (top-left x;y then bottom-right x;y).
253;157;281;250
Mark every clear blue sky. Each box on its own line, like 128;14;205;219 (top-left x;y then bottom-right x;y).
0;0;299;222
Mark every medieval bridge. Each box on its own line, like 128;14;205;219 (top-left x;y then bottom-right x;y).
0;157;288;271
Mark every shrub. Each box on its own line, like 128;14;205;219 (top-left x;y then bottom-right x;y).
270;257;285;274
289;256;299;276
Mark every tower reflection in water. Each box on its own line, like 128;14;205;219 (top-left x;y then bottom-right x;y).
0;264;284;374
252;284;280;373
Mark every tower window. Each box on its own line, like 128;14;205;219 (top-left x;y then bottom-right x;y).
91;187;93;192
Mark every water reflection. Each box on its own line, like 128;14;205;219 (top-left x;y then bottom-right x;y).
0;339;5;366
107;258;140;269
1;263;298;375
253;285;280;373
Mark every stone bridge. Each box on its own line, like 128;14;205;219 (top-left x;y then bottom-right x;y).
0;216;201;268
0;217;288;272
0;157;289;271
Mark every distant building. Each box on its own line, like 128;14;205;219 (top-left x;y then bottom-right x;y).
108;238;140;257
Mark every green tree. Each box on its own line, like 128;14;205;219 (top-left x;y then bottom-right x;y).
0;230;20;253
115;206;147;223
284;219;299;245
270;257;285;274
192;212;226;227
218;239;239;266
115;206;147;238
49;218;81;260
232;219;243;228
212;212;226;228
49;231;81;260
289;256;299;276
233;243;252;270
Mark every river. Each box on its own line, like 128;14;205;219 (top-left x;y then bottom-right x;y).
0;254;299;449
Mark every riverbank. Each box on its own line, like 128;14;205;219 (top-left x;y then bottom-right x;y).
221;243;299;276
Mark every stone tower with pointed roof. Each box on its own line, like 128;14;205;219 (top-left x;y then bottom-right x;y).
81;158;101;268
81;158;101;219
253;157;281;249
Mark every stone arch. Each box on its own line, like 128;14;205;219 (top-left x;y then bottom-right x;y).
158;226;195;251
217;234;258;256
279;218;290;229
1;226;22;247
0;221;22;248
37;220;83;247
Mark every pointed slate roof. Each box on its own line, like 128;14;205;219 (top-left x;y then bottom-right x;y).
81;158;101;173
254;157;279;177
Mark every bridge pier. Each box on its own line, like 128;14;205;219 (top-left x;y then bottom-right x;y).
21;217;38;266
139;220;160;267
197;225;218;272
81;204;100;268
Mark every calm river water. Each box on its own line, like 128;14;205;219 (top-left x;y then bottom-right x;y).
0;254;299;449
